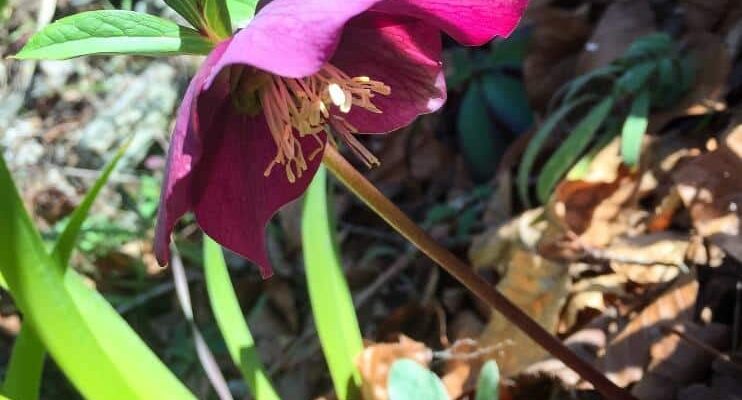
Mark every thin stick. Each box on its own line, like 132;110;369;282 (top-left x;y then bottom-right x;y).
322;146;636;400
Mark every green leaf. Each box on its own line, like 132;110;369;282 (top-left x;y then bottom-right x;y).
0;155;195;399
225;0;259;28
203;237;279;400
52;143;128;269
562;65;621;105
15;10;213;60
615;62;656;95
3;325;44;400
475;361;500;400
621;90;650;166
302;166;364;400
480;73;533;135
164;0;204;30
457;80;509;181
517;96;594;207
388;359;449;400
536;97;615;203
203;0;232;39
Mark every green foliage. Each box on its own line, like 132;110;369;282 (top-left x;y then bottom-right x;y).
2;325;44;400
164;0;204;30
15;10;213;60
387;359;448;400
475;361;500;400
302;167;364;400
0;152;195;399
458;80;508;181
224;0;259;29
520;33;695;205
203;0;232;38
203;237;279;400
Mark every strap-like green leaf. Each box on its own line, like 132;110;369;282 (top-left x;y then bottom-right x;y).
0;154;195;399
203;0;232;39
536;97;615;203
15;10;213;60
225;0;259;28
302;167;364;400
203;237;279;400
2;325;44;400
475;360;500;400
621;90;650;166
388;359;448;400
164;0;205;30
517;96;594;207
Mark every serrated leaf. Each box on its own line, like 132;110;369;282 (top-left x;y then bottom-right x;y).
164;0;204;30
475;361;500;400
203;237;279;400
303;167;363;400
457;80;509;181
15;10;213;60
621;90;650;166
388;359;449;400
537;97;615;203
2;325;44;400
517;96;594;207
0;154;195;399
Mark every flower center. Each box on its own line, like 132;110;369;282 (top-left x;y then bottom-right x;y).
231;64;391;183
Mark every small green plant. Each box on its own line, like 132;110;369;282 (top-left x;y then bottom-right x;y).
518;33;695;206
387;359;502;400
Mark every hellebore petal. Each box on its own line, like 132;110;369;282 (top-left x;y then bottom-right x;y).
192;108;325;278
210;0;379;80
155;41;231;266
331;12;446;134
372;0;528;46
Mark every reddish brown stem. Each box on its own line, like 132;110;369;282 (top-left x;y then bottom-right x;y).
322;146;636;400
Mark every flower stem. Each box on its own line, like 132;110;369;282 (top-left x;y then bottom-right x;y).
322;146;636;400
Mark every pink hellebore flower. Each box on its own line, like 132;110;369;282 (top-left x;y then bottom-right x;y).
155;0;527;277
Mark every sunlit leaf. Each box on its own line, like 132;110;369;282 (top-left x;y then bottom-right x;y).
203;0;232;39
475;361;500;400
225;0;259;28
388;359;448;400
302;166;363;400
536;97;615;203
15;10;213;60
203;237;279;400
164;0;204;30
621;90;650;166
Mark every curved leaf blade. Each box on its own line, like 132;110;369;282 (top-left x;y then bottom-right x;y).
164;0;204;30
388;359;448;400
302;166;364;400
203;237;279;400
2;325;44;400
620;90;650;167
15;10;213;60
536;97;615;203
475;360;500;400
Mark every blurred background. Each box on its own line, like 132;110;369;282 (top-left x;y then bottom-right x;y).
1;0;741;399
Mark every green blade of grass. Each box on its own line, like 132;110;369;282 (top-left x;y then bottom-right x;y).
475;360;500;400
517;96;594;207
2;325;44;400
302;166;363;400
536;97;615;203
0;154;195;399
203;237;279;400
620;90;650;167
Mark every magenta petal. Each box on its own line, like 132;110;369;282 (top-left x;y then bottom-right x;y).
372;0;528;45
209;0;379;80
192;107;325;278
331;13;446;134
154;41;231;266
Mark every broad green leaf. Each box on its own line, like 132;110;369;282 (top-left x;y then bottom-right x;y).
15;10;213;60
52;143;128;269
481;74;533;135
203;0;232;39
475;361;500;400
0;155;195;400
536;97;615;203
517;96;593;207
490;28;529;67
621;90;650;166
388;360;448;400
303;166;363;400
164;0;204;30
457;80;508;181
203;237;279;400
3;325;44;400
225;0;259;29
